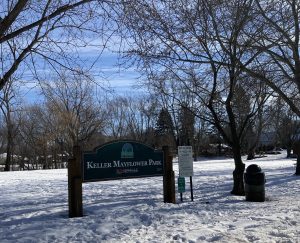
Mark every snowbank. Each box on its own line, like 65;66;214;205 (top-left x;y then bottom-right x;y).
0;153;299;242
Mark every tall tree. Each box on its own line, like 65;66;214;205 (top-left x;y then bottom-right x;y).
17;104;47;170
120;0;267;195
244;0;300;116
41;71;106;155
105;96;131;139
0;79;20;171
156;108;176;148
247;0;300;173
105;95;159;144
178;104;195;146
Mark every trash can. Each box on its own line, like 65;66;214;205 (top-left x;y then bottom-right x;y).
244;164;265;202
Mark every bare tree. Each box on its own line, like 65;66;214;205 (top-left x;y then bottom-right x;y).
0;79;20;171
17;104;47;170
178;104;195;146
244;0;300;116
105;95;159;145
41;71;106;156
244;0;300;174
0;115;5;153
0;0;115;91
137;95;160;145
105;96;131;139
266;96;300;157
120;0;268;195
125;96;159;143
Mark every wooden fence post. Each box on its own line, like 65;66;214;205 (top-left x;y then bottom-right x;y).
162;146;176;203
68;145;83;217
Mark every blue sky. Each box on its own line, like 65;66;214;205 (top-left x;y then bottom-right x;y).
19;48;143;103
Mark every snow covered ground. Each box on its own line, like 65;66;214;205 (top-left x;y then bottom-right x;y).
0;152;299;243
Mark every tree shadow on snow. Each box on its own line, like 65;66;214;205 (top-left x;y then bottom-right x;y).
264;166;300;187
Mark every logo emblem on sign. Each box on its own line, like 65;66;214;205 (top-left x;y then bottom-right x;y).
121;143;134;158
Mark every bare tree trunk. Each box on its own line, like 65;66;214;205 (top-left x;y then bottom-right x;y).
4;144;11;171
231;146;245;195
287;147;291;158
247;132;260;160
4;119;13;171
54;151;58;169
247;149;255;160
295;155;300;175
293;142;300;175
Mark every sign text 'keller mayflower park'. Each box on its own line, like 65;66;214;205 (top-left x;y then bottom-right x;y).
68;140;175;218
82;141;164;182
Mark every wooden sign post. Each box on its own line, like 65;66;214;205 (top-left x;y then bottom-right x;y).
67;141;176;218
68;145;83;218
162;146;176;203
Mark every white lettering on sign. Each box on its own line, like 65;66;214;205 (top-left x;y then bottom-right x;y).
86;161;112;169
148;159;162;166
113;160;149;167
86;160;163;170
178;146;193;177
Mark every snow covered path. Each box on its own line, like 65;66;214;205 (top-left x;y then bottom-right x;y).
0;153;299;242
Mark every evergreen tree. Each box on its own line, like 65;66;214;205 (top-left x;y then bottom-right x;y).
156;108;174;136
155;108;176;148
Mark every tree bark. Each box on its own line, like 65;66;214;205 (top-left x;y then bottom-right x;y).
4;120;13;171
231;147;245;195
247;149;255;160
293;142;300;175
4;144;11;171
295;155;300;175
287;147;291;158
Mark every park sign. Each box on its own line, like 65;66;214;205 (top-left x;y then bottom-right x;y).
68;142;175;218
178;146;193;177
82;140;164;182
178;177;186;193
178;146;194;202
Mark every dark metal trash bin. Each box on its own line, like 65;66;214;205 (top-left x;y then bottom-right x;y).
244;164;265;202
